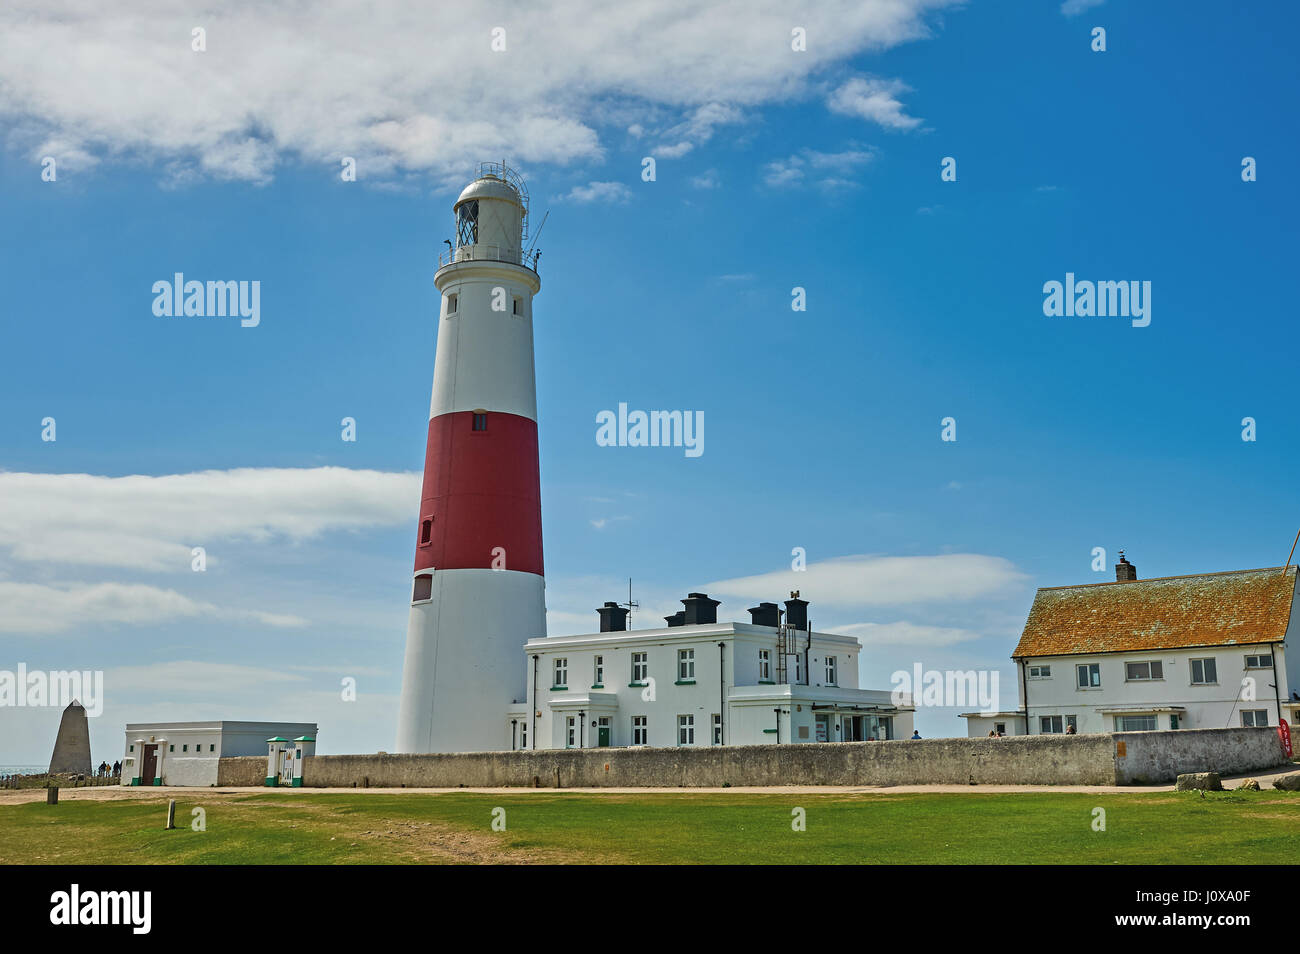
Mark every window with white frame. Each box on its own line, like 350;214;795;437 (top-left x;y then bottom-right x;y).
758;649;771;681
794;655;802;683
1242;709;1269;727
1190;658;1217;685
1076;663;1101;688
1124;660;1163;681
1027;664;1051;679
593;655;604;686
520;722;527;748
678;714;695;745
632;716;648;745
1040;715;1076;734
631;652;648;683
553;657;568;688
825;656;838;686
712;713;722;745
566;716;576;748
1245;653;1273;670
678;648;695;681
1117;714;1157;731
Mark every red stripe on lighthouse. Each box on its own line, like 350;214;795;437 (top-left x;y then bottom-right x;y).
412;411;543;576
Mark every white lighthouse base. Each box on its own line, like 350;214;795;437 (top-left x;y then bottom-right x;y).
395;568;545;753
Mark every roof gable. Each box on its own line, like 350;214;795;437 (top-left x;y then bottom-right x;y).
1012;566;1297;658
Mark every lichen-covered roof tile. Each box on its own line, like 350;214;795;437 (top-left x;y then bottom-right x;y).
1011;565;1297;658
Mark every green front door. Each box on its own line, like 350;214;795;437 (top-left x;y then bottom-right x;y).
598;717;611;747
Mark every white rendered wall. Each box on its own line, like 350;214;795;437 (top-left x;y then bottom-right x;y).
431;266;540;420
522;628;898;750
1023;646;1286;733
962;714;1026;738
397;568;544;753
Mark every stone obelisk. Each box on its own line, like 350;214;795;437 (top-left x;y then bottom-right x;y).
48;700;92;775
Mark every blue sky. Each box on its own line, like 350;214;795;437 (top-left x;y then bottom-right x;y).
2;0;1298;762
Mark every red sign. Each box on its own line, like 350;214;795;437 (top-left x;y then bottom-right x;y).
1279;719;1292;758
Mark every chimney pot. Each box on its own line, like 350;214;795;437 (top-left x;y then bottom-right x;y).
680;592;720;625
747;602;783;627
784;595;809;630
596;601;629;632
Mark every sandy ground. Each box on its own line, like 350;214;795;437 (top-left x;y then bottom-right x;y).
2;762;1294;806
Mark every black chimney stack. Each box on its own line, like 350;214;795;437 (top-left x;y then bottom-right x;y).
784;592;809;630
597;601;629;633
681;592;720;625
747;602;783;628
1115;550;1137;582
664;611;685;627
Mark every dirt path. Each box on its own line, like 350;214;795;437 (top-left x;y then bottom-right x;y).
1;762;1292;806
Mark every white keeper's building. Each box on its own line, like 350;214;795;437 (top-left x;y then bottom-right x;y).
962;553;1300;737
121;721;318;787
506;593;913;750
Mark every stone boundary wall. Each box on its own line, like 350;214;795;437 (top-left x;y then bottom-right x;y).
211;727;1286;789
217;756;265;786
1114;726;1287;784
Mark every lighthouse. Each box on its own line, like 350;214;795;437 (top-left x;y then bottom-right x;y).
395;163;546;753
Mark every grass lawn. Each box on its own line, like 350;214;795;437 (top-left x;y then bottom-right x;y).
1;789;1297;864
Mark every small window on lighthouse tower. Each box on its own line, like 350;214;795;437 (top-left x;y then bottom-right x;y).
472;413;488;432
412;574;433;603
446;293;458;315
512;296;523;316
420;518;433;546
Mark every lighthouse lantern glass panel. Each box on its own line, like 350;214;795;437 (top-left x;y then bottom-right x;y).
456;201;478;247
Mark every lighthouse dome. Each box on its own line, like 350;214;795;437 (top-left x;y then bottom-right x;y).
455;174;521;209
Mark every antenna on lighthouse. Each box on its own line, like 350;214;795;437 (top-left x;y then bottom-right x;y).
524;210;549;268
525;210;549;257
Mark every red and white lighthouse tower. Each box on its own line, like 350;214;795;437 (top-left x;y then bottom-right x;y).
396;163;545;753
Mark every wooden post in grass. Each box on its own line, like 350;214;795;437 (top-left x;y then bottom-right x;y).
46;786;58;805
165;799;176;830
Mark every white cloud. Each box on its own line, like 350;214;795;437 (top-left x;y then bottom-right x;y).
0;0;957;183
0;581;306;635
826;620;983;648
652;103;745;158
706;553;1028;607
1060;0;1104;16
555;180;631;204
105;660;309;694
690;169;721;189
761;147;877;189
0;467;419;572
827;76;923;130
